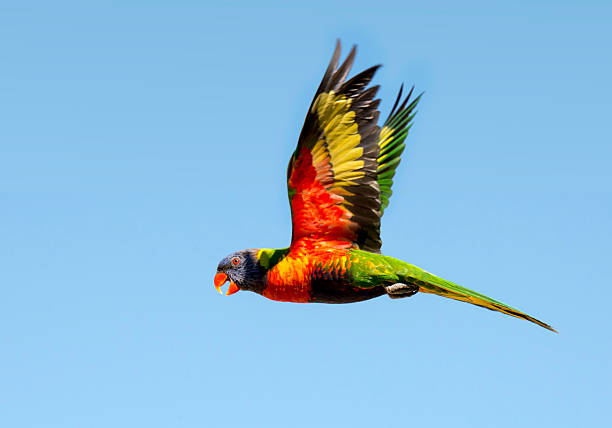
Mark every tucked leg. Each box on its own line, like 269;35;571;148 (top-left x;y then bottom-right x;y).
384;282;419;299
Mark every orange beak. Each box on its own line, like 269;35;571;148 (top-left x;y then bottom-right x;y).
214;272;240;296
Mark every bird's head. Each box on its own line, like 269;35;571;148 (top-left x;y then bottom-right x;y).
214;249;266;296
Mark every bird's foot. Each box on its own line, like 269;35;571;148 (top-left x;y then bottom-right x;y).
385;282;419;299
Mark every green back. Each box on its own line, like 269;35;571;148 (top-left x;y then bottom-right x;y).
256;248;290;270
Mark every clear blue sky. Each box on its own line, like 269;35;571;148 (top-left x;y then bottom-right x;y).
1;1;611;427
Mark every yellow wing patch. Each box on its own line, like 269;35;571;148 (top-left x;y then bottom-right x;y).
378;125;393;150
311;91;365;190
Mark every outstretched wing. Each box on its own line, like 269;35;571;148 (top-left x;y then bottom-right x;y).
377;85;422;215
287;42;421;253
287;41;383;251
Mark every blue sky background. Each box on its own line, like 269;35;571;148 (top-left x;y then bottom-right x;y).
1;1;611;427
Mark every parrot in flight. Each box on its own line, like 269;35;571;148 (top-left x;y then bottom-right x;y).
214;41;555;332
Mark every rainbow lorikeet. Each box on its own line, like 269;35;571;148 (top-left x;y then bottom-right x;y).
214;41;555;332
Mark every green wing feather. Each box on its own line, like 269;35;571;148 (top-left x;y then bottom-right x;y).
377;85;422;214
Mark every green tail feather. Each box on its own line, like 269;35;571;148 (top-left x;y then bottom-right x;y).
400;264;556;332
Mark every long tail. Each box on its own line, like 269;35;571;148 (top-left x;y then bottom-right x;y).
401;264;556;332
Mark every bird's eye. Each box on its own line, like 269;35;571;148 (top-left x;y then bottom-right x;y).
231;257;240;266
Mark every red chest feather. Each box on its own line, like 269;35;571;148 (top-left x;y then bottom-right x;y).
263;240;352;303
